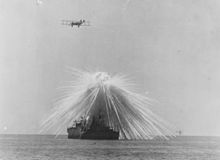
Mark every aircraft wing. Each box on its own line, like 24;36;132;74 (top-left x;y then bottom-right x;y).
81;21;91;26
61;20;76;26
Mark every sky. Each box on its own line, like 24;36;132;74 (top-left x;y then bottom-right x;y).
0;0;220;136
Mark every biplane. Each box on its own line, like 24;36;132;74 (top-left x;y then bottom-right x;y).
61;19;90;28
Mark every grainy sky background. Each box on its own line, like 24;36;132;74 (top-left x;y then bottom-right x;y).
0;0;220;136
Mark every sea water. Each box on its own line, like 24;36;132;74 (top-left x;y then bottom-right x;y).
0;135;220;160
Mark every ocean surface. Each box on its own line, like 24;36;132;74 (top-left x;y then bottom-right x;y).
0;135;220;160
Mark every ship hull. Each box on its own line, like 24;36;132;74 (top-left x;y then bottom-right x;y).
67;127;81;139
68;113;119;140
80;129;119;140
67;127;119;140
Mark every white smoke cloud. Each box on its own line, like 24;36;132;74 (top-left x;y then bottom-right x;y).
41;68;175;139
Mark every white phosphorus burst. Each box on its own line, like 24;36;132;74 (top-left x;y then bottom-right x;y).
42;68;175;140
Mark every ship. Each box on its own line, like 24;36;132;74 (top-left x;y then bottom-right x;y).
67;116;119;140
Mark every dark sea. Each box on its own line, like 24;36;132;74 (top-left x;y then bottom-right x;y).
0;135;220;160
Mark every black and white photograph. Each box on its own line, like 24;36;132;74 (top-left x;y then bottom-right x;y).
0;0;220;159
